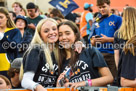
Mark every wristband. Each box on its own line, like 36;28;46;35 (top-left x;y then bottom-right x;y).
88;79;92;86
85;80;88;86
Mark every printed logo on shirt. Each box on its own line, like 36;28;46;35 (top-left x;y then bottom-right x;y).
65;60;91;83
109;21;115;26
41;63;58;74
36;63;58;87
6;35;8;38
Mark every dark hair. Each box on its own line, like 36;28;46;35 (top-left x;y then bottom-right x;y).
12;2;23;9
50;8;64;19
84;7;89;10
97;0;110;6
7;68;20;78
26;2;36;9
110;9;115;14
57;21;81;73
9;11;16;18
53;17;62;22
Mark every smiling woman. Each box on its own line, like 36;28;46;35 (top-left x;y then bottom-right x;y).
20;18;59;91
57;21;113;89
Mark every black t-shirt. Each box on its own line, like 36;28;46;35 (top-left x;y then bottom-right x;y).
114;31;127;54
114;32;136;86
12;84;22;89
23;47;58;87
62;47;107;83
119;51;136;80
118;51;136;86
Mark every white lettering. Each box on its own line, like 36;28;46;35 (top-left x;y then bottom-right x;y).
56;5;64;12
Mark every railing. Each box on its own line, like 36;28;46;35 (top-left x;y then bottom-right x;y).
1;86;136;91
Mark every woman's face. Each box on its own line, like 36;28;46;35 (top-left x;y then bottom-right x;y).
16;19;26;30
59;25;76;49
40;20;58;43
0;77;9;89
0;13;7;28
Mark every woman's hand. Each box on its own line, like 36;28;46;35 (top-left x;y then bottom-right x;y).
56;72;65;87
35;84;47;91
64;81;86;91
74;41;85;53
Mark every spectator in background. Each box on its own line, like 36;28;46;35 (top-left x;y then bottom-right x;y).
9;11;16;21
35;5;47;19
90;0;122;80
53;17;62;24
14;15;32;57
20;8;27;16
7;58;23;88
0;75;12;89
48;8;53;15
44;12;49;17
80;3;93;45
0;7;21;77
26;2;43;36
114;7;136;87
110;9;120;16
49;8;65;21
12;2;23;16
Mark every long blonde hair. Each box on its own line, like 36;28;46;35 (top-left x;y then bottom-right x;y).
31;18;59;69
123;34;136;56
0;7;16;28
118;7;136;40
19;18;59;81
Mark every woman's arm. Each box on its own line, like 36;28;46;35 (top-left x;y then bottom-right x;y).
121;77;136;87
91;67;113;86
64;67;113;90
114;50;120;69
21;72;47;91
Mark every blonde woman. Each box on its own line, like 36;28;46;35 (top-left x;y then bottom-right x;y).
0;7;21;77
21;18;59;91
114;7;136;87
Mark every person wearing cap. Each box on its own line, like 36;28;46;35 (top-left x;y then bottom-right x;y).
26;2;43;36
80;3;93;45
7;58;23;88
15;15;32;57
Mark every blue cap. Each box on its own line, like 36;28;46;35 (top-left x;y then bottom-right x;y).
14;15;28;29
84;3;93;9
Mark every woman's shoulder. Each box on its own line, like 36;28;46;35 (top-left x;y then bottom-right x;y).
82;46;99;55
11;28;20;31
